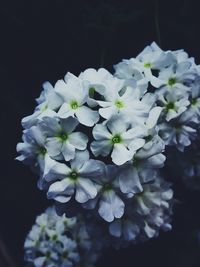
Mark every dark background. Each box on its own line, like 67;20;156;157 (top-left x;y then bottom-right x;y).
0;0;200;266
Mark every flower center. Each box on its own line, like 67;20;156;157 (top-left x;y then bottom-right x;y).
70;171;78;180
144;62;151;68
45;251;51;258
168;77;177;86
58;133;68;141
166;102;175;110
70;100;79;110
102;183;112;192
111;134;122;144
51;234;58;241
62;251;68;259
89;87;95;98
115;100;124;109
144;135;153;142
38;146;47;155
191;98;198;106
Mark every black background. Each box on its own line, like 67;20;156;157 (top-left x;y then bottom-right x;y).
0;0;200;266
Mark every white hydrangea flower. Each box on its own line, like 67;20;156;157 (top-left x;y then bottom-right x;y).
96;81;153;123
16;125;49;172
109;174;173;243
24;207;100;267
17;62;175;250
46;150;105;203
158;92;190;121
91;115;146;165
158;116;197;152
181;77;200;124
155;62;195;94
82;165;125;222
114;42;200;154
39;116;88;161
22;82;62;129
55;74;99;126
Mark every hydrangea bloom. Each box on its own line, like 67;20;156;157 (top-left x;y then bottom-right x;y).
109;174;173;244
24;207;101;267
17;67;164;216
17;55;177;260
114;42;200;152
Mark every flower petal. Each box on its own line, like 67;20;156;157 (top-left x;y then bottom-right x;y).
90;140;112;157
58;103;75;119
60;117;79;133
76;106;99;126
111;144;132;165
75;178;97;203
61;142;76;161
98;191;125;222
45;137;62;158
68;132;88;150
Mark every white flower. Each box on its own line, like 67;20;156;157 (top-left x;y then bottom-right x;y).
91;115;146;165
22;82;62;129
47;150;105;203
158;92;190;121
16;125;49;172
136;42;172;70
158;117;197;151
55;74;99;126
109;174;173;243
24;207;98;267
83;165;125;222
117;134;165;197
96;81;150;123
39;116;88;161
155;62;195;94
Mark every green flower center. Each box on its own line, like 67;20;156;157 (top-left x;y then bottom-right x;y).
111;134;122;144
58;133;68;141
144;62;151;68
168;77;177;86
45;251;51;258
62;251;68;259
70;171;78;180
51;234;58;241
191;98;198;106
41;103;48;112
166;102;175;110
115;100;124;109
144;135;153;142
70;100;79;110
38;147;47;155
89;87;95;98
102;183;112;192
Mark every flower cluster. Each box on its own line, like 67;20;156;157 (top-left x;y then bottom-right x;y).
19;43;200;265
24;207;101;267
17;68;166;226
108;173;173;246
115;42;200;152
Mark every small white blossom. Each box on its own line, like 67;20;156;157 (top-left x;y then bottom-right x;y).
55;74;99;126
46;150;105;203
91;115;146;165
39;116;88;161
